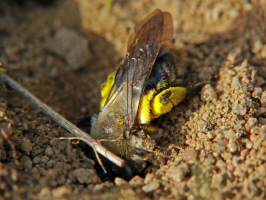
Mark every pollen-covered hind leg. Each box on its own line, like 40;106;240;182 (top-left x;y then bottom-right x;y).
150;86;186;119
140;124;158;135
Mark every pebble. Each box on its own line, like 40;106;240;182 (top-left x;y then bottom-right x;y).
255;107;266;117
32;146;42;157
46;160;55;168
114;177;128;186
245;139;253;149
224;129;235;139
227;142;237;153
261;91;266;107
201;84;217;102
45;27;91;69
256;76;266;86
129;175;144;187
20;138;33;155
41;156;49;164
252;87;262;99
182;149;197;162
31;167;40;179
0;122;13;140
71;168;99;184
165;163;189;183
233;102;247;116
45;146;54;157
258;117;266;125
245;118;258;132
185;109;192;117
20;156;33;172
52;185;72;198
37;186;52;199
142;181;160;193
144;173;155;184
33;156;41;164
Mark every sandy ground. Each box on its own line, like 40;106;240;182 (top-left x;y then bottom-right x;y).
0;0;266;199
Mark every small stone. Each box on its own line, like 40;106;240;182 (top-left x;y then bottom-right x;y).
93;183;104;192
258;117;266;125
245;139;253;149
120;188;137;199
52;185;72;198
33;156;41;164
252;87;263;99
115;177;128;186
144;173;155;184
20;156;33;172
142;181;160;193
216;160;226;171
255;107;266;117
20;138;33;155
233;102;247;116
38;186;52;199
250;126;260;135
10;169;18;182
0;122;13;140
41;156;49;164
261;91;266;107
185;109;192;118
260;44;266;58
182;149;197;162
204;141;212;151
245;118;258;132
227;142;237;153
129;175;144;187
45;27;91;69
201;84;217;102
71;168;99;184
224;130;235;139
45;146;54;157
32;146;42;157
205;153;216;164
211;173;224;188
31;167;40;179
256;76;266;86
46;160;55;168
165;163;189;183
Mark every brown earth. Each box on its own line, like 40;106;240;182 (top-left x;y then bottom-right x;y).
0;0;266;199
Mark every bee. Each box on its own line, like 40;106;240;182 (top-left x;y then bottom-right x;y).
91;10;187;174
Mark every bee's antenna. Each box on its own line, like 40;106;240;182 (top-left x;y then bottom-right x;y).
186;81;210;93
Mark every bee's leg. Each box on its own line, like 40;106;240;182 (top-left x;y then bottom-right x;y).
140;124;158;135
150;86;187;119
137;89;157;124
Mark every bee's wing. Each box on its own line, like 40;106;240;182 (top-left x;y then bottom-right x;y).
104;10;172;130
127;10;173;57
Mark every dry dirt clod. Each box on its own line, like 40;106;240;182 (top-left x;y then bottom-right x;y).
45;27;91;70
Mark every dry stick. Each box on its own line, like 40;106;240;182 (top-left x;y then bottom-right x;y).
0;74;125;168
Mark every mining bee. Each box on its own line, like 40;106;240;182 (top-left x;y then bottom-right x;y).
91;9;187;176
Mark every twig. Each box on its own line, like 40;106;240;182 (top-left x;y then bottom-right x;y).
0;73;125;168
59;136;107;173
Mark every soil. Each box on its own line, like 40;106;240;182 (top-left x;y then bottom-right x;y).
1;0;266;199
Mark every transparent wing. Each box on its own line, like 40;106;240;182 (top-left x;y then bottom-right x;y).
103;9;172;130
